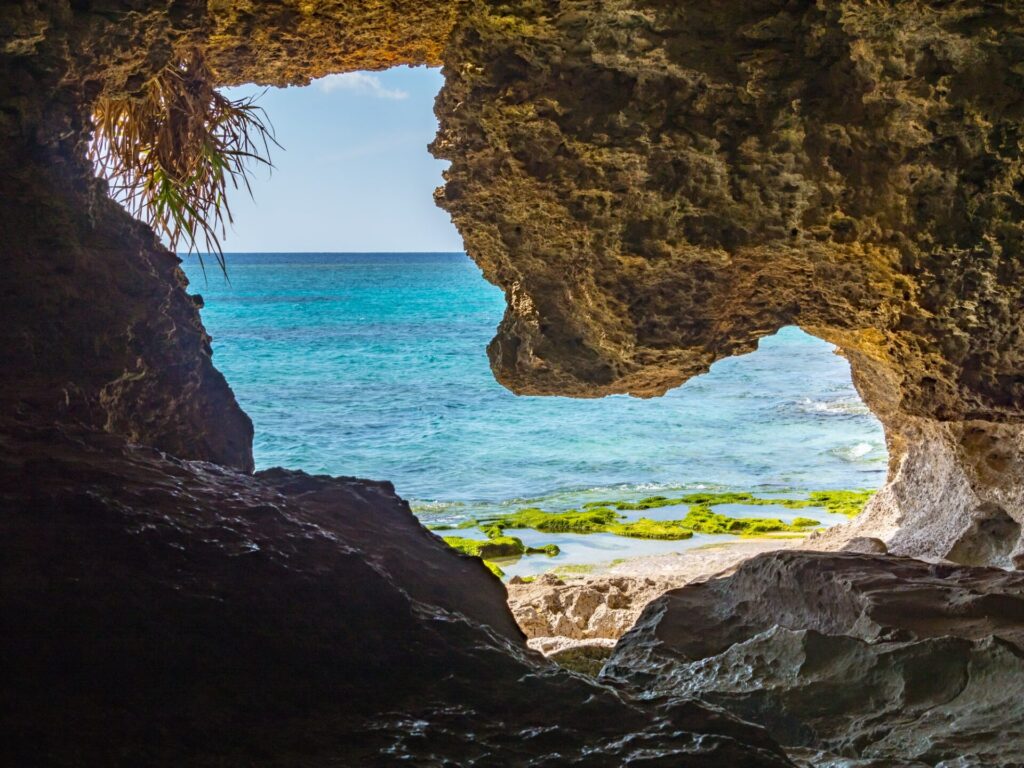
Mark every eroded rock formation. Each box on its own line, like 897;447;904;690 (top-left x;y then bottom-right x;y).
4;0;1024;765
603;551;1024;765
509;573;681;647
432;1;1024;565
1;423;796;767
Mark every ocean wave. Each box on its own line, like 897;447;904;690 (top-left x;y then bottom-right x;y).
829;442;881;462
791;397;872;417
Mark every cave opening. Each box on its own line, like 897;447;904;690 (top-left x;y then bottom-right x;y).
9;3;1024;765
167;69;888;597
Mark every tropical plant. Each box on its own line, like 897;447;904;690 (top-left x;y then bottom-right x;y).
90;49;277;275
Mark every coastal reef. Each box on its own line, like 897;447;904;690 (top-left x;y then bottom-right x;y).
3;1;1024;765
445;490;870;547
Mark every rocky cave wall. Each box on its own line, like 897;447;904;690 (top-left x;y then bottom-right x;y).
4;1;1024;765
4;1;1023;563
432;0;1024;566
0;0;456;470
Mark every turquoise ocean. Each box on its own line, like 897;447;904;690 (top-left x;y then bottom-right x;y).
183;253;887;576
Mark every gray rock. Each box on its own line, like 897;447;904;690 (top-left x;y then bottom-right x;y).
604;551;1024;765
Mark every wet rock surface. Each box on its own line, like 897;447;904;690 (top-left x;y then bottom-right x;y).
603;551;1024;765
0;424;792;767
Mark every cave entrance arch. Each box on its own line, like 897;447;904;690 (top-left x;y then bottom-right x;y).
12;0;1020;573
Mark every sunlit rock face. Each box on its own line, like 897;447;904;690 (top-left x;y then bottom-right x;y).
603;551;1024;765
433;1;1024;564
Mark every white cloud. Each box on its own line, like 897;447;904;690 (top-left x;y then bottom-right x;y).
315;72;409;100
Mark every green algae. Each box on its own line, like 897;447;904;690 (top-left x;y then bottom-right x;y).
678;505;821;536
477;500;825;541
485;506;620;534
442;535;527;559
804;490;875;517
435;489;876;574
606;518;694;540
527;543;561;556
440;532;559;581
580;490;874;517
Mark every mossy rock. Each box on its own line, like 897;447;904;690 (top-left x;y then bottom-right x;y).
442;535;526;559
526;543;561;556
607;518;694;540
450;489;875;548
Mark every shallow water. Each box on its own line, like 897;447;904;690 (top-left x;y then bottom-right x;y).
184;252;887;571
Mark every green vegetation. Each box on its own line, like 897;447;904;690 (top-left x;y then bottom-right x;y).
467;489;875;543
479;503;820;540
90;48;277;274
606;518;694;540
527;543;562;556
582;490;874;517
441;535;527;559
485;506;619;534
680;506;818;535
431;489;875;577
441;530;559;578
804;490;875;518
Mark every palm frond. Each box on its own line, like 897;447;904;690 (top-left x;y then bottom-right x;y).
90;49;278;276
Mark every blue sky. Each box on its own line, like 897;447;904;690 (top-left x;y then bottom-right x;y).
218;67;463;252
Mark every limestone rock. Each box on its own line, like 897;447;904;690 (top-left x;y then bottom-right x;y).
839;537;888;555
432;1;1024;564
508;574;683;641
604;550;1024;765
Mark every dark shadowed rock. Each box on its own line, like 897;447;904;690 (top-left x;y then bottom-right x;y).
604;551;1024;765
0;424;792;767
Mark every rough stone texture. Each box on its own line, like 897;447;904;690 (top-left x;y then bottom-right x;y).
1;1;255;468
0;423;793;767
205;1;456;85
603;551;1024;765
5;0;1024;764
432;1;1024;564
509;573;683;642
4;2;1023;559
0;166;256;470
508;540;801;650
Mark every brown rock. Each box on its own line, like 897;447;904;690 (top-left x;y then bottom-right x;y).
840;537;888;555
508;573;684;642
432;1;1024;565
